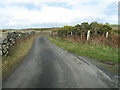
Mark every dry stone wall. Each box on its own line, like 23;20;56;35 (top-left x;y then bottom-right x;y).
0;31;36;57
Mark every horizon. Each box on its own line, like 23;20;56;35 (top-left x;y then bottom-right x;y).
0;0;118;29
0;23;118;30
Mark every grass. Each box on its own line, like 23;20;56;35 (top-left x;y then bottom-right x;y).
49;37;119;72
2;34;43;78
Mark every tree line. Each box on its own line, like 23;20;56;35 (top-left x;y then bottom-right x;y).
53;22;119;37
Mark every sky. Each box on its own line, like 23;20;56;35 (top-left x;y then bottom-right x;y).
0;0;119;29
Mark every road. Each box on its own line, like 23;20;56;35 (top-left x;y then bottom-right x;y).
3;36;117;88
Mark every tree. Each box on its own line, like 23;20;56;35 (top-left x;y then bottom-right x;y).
81;22;90;32
98;24;112;34
75;24;81;28
90;22;99;35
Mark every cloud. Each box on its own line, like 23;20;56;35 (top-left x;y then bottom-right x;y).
0;0;118;29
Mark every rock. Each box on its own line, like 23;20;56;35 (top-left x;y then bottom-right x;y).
1;31;36;58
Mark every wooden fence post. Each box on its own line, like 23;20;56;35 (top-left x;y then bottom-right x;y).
87;30;90;40
71;31;73;36
81;33;82;40
106;32;108;39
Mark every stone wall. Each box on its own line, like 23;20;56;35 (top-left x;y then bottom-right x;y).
0;31;36;57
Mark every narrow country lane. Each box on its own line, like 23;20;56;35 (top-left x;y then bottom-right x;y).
3;36;116;88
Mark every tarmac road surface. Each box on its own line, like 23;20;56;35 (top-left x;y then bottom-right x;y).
3;36;117;88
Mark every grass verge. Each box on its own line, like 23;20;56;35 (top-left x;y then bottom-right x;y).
49;37;119;72
2;34;42;78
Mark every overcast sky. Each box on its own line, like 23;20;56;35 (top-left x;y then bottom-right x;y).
0;0;119;29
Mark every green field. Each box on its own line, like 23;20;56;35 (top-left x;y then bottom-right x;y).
49;37;119;72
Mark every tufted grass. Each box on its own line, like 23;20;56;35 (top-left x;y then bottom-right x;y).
2;34;44;79
49;37;119;72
